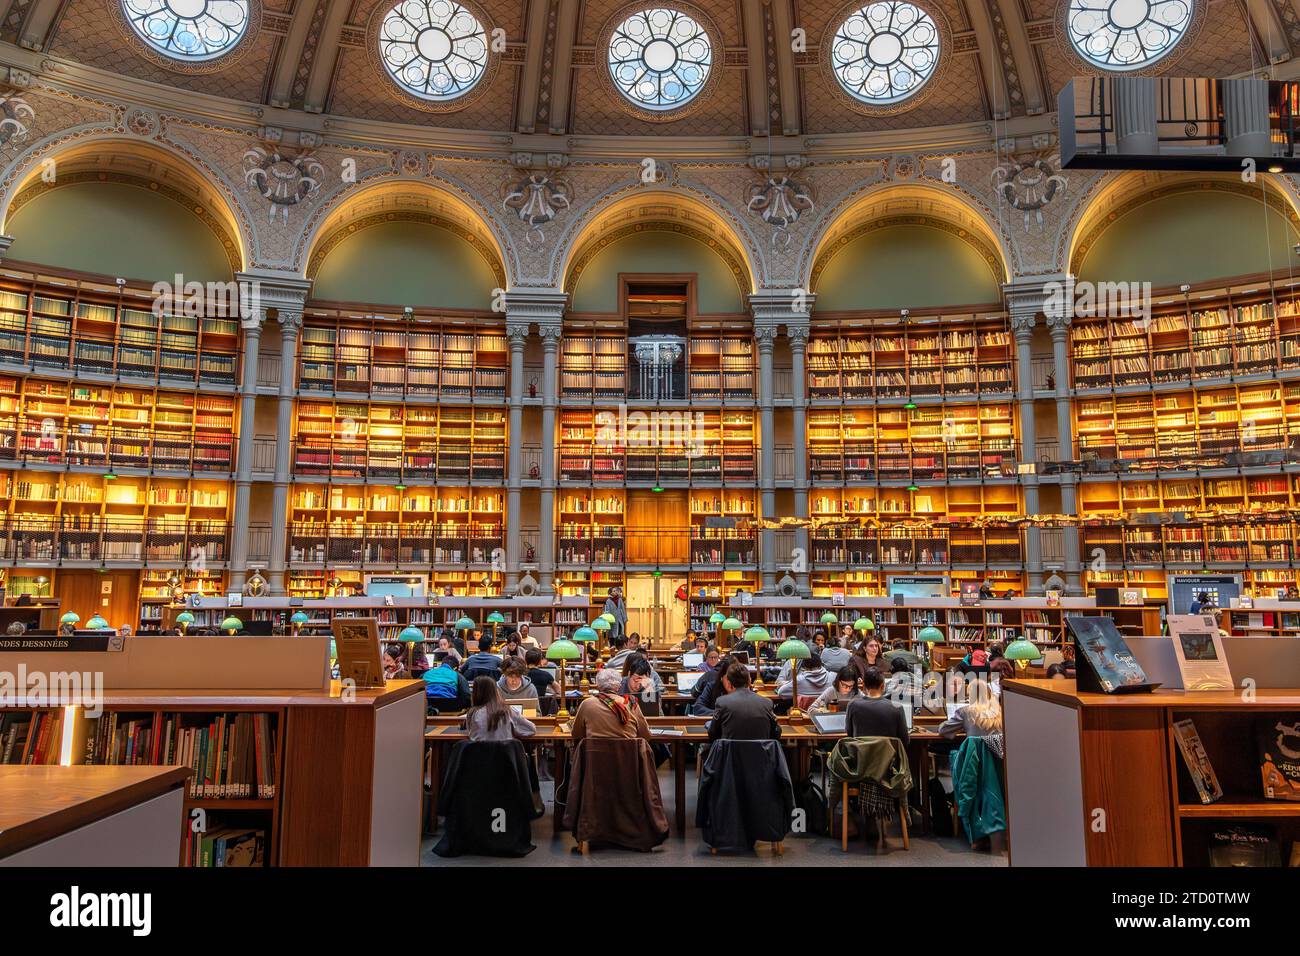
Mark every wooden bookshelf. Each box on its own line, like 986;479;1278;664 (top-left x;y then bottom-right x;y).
558;407;757;483
557;489;626;565
688;489;757;565
686;570;758;635
1076;382;1300;467
293;400;505;482
0;279;240;387
0;376;235;473
137;568;225;633
298;314;506;399
289;484;503;567
807;313;1012;401
808;402;1015;482
686;333;754;400
556;568;625;622
560;329;627;400
0;471;230;565
1070;279;1300;391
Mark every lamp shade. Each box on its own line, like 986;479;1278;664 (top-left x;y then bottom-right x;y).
175;611;196;626
1005;638;1040;661
777;638;812;660
820;611;838;625
598;612;616;624
589;617;611;632
708;611;726;625
398;625;425;642
454;616;476;630
86;615;109;630
220;616;243;632
722;616;744;631
546;638;582;661
290;611;310;625
486;611;506;624
917;625;944;644
854;617;874;632
742;624;772;643
571;625;598;643
59;612;81;625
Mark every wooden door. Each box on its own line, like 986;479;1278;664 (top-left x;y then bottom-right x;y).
53;570;140;632
626;490;688;563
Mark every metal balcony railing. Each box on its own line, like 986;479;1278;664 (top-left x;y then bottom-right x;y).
0;424;234;474
293;439;505;483
0;331;239;388
1081;521;1297;569
557;445;756;484
0;517;229;564
245;524;273;565
1031;356;1056;391
1077;425;1299;472
252;437;278;473
808;441;1020;482
257;353;282;388
809;527;1025;566
556;528;759;566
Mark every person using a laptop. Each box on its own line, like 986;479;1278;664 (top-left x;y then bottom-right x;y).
809;666;862;715
497;657;540;703
466;676;537;742
708;663;781;742
844;667;909;751
774;648;832;708
693;645;721;672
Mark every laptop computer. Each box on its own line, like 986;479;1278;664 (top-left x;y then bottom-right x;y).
675;671;703;692
509;700;538;716
811;712;846;734
681;652;704;669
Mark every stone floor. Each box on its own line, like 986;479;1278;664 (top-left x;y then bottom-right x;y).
421;768;1009;867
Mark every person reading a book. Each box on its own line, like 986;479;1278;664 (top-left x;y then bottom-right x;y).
466;676;536;742
498;657;540;702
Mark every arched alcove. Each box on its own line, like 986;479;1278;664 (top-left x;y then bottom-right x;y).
1074;186;1300;286
5;180;235;281
308;218;504;309
812;222;1003;310
568;227;747;313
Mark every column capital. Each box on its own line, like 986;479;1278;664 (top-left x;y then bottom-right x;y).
755;325;780;350
236;270;311;328
506;323;530;345
786;325;810;348
503;287;567;324
0;235;13;262
1045;311;1072;337
748;288;814;325
538;323;563;345
278;310;304;336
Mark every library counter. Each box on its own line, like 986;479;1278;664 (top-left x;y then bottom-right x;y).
0;765;190;865
1002;679;1300;867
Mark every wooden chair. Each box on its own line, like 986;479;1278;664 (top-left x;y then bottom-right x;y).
838;780;909;852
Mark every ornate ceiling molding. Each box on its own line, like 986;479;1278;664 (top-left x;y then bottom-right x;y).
105;0;266;76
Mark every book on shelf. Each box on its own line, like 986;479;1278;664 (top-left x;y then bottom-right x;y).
1172;718;1223;804
1208;825;1282;867
1259;719;1300;802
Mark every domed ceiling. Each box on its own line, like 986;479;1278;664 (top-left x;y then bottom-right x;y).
4;0;1276;140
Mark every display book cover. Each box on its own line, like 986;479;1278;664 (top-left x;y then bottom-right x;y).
1258;719;1300;802
1208;825;1283;867
1065;616;1160;694
1172;718;1223;804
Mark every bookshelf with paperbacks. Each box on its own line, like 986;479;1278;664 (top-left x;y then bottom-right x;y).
807;313;1013;401
557;407;757;484
297;311;507;399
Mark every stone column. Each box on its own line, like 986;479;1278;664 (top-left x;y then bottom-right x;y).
1112;76;1158;155
1049;306;1083;593
1223;77;1271;157
227;297;263;592
788;323;811;595
755;324;779;593
1008;301;1042;594
538;322;563;594
268;310;302;595
504;322;529;594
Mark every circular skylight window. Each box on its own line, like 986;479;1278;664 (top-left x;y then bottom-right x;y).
1066;0;1194;70
607;8;714;111
378;0;490;102
121;0;250;61
830;2;940;106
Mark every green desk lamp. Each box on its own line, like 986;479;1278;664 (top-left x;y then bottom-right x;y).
546;638;582;718
708;610;726;648
220;615;243;635
486;610;506;642
175;610;196;635
777;638;812;718
290;611;311;636
1004;636;1041;673
742;624;773;687
572;625;598;689
917;624;944;667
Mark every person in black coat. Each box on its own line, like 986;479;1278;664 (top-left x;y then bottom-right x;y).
690;654;730;716
708;663;781;742
844;666;909;751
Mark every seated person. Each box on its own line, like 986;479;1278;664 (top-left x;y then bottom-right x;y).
466;676;536;742
501;633;526;663
524;648;555;696
689;653;731;716
619;654;662;716
844;667;909;751
774;648;831;701
708;662;781;742
434;635;463;668
988;657;1014;696
516;621;539;649
938;677;1002;740
619;651;664;699
497;656;540;702
604;634;632;670
687;636;710;662
678;629;701;652
423;657;471;712
821;636;852;672
809;666;862;714
461;637;503;681
695;644;721;673
382;643;410;681
1045;662;1069;680
572;668;652;741
884;656;920;704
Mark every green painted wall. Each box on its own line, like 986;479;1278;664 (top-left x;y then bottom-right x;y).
6;182;233;281
813;224;1002;310
311;220;501;308
569;230;746;312
1078;190;1300;286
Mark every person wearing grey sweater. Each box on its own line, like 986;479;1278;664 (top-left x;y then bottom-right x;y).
464;675;538;742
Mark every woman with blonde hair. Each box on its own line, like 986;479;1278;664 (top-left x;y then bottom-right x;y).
938;677;1003;739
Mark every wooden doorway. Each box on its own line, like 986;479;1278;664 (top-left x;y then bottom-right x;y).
54;570;140;632
626;489;688;564
625;573;689;648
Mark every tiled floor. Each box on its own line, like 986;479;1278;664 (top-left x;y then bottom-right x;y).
421;769;1008;867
